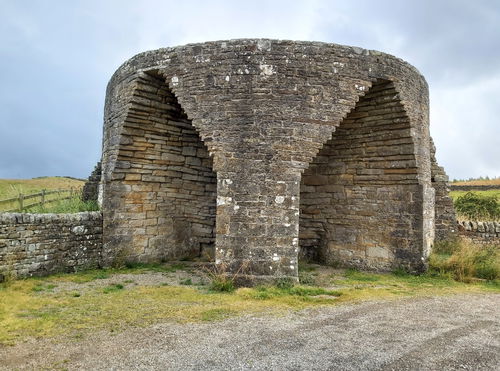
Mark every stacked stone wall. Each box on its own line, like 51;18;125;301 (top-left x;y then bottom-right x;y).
103;71;216;264
430;140;457;241
457;220;500;245
82;162;102;202
300;80;423;271
450;185;500;191
0;212;102;279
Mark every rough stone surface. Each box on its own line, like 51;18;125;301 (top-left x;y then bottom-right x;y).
100;39;450;281
0;212;102;279
82;162;102;202
457;220;500;244
430;139;458;241
450;184;500;191
300;80;423;271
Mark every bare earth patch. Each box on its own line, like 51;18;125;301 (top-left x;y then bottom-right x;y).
47;270;207;294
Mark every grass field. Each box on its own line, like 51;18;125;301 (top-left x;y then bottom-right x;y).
0;262;498;346
0;177;84;200
449;189;500;201
0;177;86;212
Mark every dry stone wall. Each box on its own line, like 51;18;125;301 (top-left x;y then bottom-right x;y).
450;185;500;191
430;140;457;241
82;162;102;202
0;212;102;279
457;220;500;244
101;39;447;282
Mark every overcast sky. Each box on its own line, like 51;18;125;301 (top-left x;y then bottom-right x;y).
0;0;498;180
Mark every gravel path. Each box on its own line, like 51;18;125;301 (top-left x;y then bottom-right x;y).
1;293;499;370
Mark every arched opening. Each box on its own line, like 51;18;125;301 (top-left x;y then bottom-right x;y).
299;80;420;270
109;71;216;263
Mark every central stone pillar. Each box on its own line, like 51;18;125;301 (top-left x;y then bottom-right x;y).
214;159;301;284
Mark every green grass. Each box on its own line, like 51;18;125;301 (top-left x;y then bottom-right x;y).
179;278;193;285
103;284;125;293
450;190;500;201
450;191;499;221
0;177;86;213
250;285;342;300
200;308;236;321
1;263;497;346
31;284;57;292
123;261;187;272
429;238;500;282
0;177;84;200
47;263;187;284
28;197;99;214
0;176;99;213
344;268;380;282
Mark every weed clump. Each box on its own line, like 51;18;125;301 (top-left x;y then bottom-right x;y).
180;278;193;286
204;261;250;292
204;263;235;292
454;192;499;221
430;238;499;282
209;277;235;292
103;283;125;293
391;267;411;277
275;277;295;289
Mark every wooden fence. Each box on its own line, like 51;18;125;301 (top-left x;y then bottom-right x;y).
0;188;82;212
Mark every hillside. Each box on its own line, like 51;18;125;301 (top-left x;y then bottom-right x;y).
0;177;85;200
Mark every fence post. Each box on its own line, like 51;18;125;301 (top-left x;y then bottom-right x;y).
19;193;24;212
41;189;45;206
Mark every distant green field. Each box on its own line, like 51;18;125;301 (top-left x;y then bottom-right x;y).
449;189;500;201
0;177;86;213
0;177;84;200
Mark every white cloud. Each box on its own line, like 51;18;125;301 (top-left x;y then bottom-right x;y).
431;74;500;179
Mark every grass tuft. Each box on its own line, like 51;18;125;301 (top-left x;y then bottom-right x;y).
275;277;295;289
209;276;235;292
430;238;499;282
203;261;250;292
103;284;125;294
179;278;193;286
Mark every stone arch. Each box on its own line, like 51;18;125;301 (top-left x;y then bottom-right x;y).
101;39;438;281
299;79;423;271
103;70;217;264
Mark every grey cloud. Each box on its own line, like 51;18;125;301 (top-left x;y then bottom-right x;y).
0;0;498;180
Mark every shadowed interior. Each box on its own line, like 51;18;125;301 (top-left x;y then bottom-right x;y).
108;71;217;262
299;80;422;270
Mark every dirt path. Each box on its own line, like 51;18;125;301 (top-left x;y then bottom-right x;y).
1;293;499;370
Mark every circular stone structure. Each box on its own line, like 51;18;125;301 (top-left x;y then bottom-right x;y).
100;39;455;284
